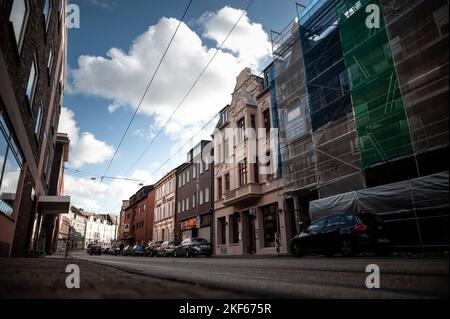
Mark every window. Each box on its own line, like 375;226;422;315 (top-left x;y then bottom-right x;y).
251;115;256;131
47;45;53;78
326;215;341;228
182;199;185;212
177;201;181;213
218;217;226;245
186;197;189;210
0;113;24;216
199;190;203;205
229;214;239;244
205;187;209;203
263;109;271;135
239;159;248;187
192;194;196;208
43;0;52;29
200;161;204;174
262;204;277;247
307;219;327;233
225;174;230;192
237;117;245;142
186;170;190;183
26;57;38;107
34;101;43;138
193;165;196;178
9;0;29;48
217;177;223;199
178;175;182;188
182;173;185;186
254;158;260;183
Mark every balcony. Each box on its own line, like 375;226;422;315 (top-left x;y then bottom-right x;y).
223;183;263;206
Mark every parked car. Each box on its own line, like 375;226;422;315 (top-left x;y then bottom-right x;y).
156;241;180;257
130;245;146;256
121;245;132;256
145;241;164;257
174;238;212;257
290;213;390;257
89;245;102;256
86;243;94;254
102;247;110;254
110;246;122;255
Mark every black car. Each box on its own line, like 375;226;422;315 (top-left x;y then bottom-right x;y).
89;245;102;255
290;213;390;257
145;241;164;257
174;238;212;257
157;241;180;257
130;245;146;256
121;245;132;256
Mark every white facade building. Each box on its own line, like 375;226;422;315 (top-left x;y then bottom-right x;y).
84;215;117;249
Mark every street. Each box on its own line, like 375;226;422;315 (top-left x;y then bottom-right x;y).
72;252;449;299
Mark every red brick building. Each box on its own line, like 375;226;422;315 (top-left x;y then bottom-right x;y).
0;0;70;257
121;186;155;246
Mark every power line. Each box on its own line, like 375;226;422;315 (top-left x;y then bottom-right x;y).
90;0;193;205
124;0;255;176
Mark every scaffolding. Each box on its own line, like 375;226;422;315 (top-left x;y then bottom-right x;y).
272;0;448;242
381;0;449;173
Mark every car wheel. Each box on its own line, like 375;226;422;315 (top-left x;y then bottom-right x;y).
206;254;211;258
340;238;355;257
292;243;303;257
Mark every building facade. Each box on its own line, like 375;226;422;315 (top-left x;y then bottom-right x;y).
84;214;117;249
213;68;288;256
0;0;70;257
153;168;177;242
176;141;214;242
117;199;129;241
66;206;88;250
271;0;449;248
122;185;155;246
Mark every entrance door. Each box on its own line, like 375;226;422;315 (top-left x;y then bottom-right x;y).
247;214;256;254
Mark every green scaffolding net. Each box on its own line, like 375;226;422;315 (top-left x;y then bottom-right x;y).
337;0;414;170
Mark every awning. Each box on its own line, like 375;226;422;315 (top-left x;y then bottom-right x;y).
38;196;71;214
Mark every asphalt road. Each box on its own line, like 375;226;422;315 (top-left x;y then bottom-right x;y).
73;251;449;299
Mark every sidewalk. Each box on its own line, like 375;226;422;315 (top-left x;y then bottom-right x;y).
0;257;253;299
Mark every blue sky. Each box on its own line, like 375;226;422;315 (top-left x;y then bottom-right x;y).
61;0;303;213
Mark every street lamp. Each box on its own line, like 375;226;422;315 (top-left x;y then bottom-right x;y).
90;176;144;187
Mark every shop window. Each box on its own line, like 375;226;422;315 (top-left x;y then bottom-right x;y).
262;204;278;247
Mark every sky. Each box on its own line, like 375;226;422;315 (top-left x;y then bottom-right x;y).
61;0;303;214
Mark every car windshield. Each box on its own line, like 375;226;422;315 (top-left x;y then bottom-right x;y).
135;246;144;249
169;241;180;245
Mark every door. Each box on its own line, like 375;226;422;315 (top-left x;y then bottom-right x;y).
321;215;341;251
247;214;256;254
304;218;327;252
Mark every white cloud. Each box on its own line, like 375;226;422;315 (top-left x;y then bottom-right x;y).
65;169;156;213
200;6;272;70
58;107;115;168
70;7;272;138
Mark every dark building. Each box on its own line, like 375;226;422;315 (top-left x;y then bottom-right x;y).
176;141;214;243
122;185;155;246
0;0;70;257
